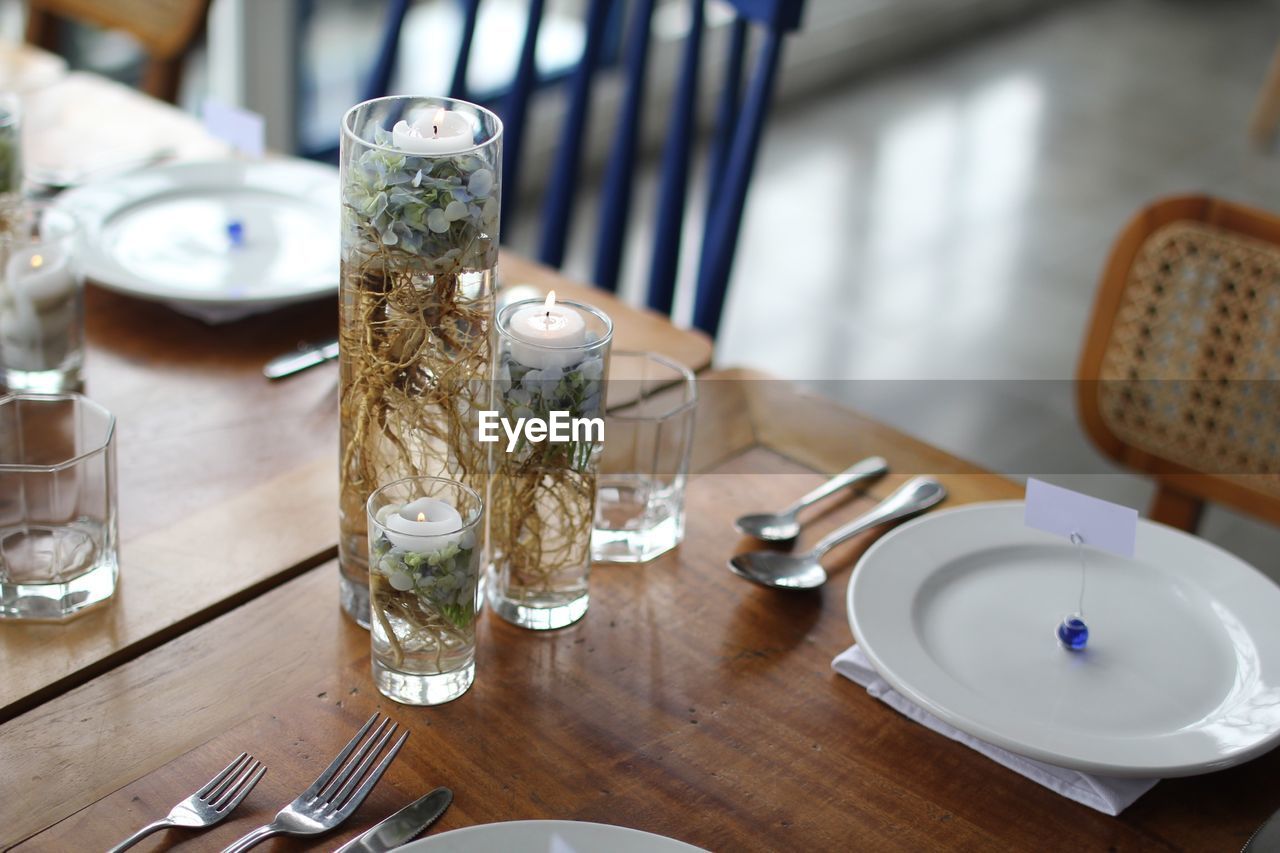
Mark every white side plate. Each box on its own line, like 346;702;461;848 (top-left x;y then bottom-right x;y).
55;159;338;312
847;501;1280;777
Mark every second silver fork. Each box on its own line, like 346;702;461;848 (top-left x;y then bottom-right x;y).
221;713;408;853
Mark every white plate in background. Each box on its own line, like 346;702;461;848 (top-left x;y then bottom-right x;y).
56;159;338;317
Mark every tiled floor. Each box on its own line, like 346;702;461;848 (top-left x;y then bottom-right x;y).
550;0;1280;576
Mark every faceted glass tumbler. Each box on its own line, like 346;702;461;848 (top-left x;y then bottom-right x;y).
0;394;118;619
368;476;484;705
592;352;697;563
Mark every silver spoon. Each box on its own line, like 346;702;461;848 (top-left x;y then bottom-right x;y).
729;476;947;589
734;456;888;541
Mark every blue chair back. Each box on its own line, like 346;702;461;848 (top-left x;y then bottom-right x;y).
333;0;805;338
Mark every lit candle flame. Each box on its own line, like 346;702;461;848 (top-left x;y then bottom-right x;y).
30;254;43;269
544;291;556;316
432;108;446;138
416;512;427;522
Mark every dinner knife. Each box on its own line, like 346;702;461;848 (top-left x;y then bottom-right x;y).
263;338;339;380
332;786;452;853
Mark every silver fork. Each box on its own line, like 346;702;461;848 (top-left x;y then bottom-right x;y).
221;713;408;853
107;753;266;852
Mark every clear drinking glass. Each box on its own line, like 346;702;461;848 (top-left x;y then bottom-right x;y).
0;206;85;393
487;297;612;630
367;475;484;705
0;393;118;620
592;352;697;562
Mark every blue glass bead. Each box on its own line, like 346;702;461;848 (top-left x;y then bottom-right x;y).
1057;615;1089;651
227;220;246;248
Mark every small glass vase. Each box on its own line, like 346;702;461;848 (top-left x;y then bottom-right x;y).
0;205;85;393
338;96;502;627
487;298;612;630
0;94;21;199
367;475;484;705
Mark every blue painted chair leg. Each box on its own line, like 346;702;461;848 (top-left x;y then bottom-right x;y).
360;0;410;104
694;28;785;337
705;15;748;211
501;0;547;238
449;0;482;101
646;0;706;316
591;0;656;293
538;0;613;269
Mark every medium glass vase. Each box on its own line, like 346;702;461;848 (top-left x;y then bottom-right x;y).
486;298;612;630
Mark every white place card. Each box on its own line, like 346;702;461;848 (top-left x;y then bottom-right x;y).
1024;478;1138;558
202;98;265;158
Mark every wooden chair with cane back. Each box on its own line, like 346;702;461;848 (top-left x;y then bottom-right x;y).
25;0;212;103
1077;194;1280;532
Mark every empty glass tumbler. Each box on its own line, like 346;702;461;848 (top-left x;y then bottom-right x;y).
367;476;484;705
0;393;118;620
592;352;697;563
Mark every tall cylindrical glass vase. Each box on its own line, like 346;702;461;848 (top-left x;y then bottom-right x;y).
338;96;501;626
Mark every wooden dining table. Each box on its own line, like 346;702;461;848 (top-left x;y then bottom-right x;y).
2;57;1278;853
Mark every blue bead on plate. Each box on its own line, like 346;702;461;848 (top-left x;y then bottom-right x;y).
1057;615;1089;651
227;219;246;248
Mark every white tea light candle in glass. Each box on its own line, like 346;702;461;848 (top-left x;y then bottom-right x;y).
488;297;612;630
506;291;587;368
368;476;483;705
391;107;473;155
0;207;84;393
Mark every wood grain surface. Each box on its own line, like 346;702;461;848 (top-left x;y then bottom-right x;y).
0;255;711;723
6;376;1275;851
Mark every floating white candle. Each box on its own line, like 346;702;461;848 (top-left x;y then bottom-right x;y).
390;108;472;155
6;246;75;311
384;497;464;553
0;244;77;370
507;291;589;370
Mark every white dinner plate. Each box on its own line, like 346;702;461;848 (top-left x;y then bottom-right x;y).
398;821;705;852
847;501;1280;777
55;159;338;313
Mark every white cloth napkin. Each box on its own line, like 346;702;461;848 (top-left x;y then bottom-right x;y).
832;645;1158;815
